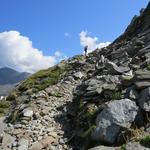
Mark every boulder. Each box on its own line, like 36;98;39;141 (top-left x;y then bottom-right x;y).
92;99;138;144
138;87;150;111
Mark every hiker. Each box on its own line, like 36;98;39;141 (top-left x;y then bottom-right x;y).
84;46;88;56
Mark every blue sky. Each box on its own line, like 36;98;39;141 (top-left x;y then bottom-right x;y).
0;0;149;72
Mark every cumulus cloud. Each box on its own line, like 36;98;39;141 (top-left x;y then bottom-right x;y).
54;51;68;61
0;31;65;73
79;31;110;53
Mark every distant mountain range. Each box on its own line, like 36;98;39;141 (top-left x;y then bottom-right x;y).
0;67;30;96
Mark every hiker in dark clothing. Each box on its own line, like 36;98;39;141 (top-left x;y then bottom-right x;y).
84;46;88;56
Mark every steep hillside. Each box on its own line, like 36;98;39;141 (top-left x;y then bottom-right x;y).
1;2;150;150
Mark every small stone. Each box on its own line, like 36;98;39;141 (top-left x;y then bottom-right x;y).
30;142;43;150
23;108;33;117
48;132;57;138
59;138;65;144
40;136;56;148
37;136;42;141
14;124;22;129
49;145;56;150
12;141;18;147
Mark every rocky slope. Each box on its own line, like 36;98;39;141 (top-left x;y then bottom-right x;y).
1;2;150;150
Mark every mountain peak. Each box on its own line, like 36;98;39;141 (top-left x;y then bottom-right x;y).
0;67;30;85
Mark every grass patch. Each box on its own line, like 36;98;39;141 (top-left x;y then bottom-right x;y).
8;110;22;124
75;55;84;61
0;100;9;108
120;144;126;150
112;91;121;100
18;65;68;92
0;108;5;117
85;106;97;119
81;125;96;138
140;136;150;148
6;93;16;101
147;64;150;71
0;100;10;116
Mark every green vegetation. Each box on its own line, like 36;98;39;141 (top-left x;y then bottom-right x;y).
147;64;150;71
85;107;97;119
0;100;9;108
50;92;63;97
120;144;126;150
81;125;96;138
7;92;16;101
8;110;22;124
75;55;84;61
122;75;133;81
79;100;84;110
140;136;150;148
0;100;10;116
18;65;68;92
112;91;121;100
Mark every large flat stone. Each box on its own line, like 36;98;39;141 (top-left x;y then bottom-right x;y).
135;81;150;89
2;133;16;149
92;99;138;144
135;70;150;80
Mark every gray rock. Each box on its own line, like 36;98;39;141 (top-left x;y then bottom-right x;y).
135;81;150;89
126;142;150;150
101;75;121;85
18;138;29;150
138;87;150;111
74;71;84;79
2;133;16;149
92;99;138;144
135;70;150;80
12;141;18;147
23;108;33;117
0;117;8;135
89;145;118;150
129;89;139;100
105;61;130;74
29;141;43;150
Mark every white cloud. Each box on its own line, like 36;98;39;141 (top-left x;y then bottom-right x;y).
0;31;65;73
79;31;110;53
54;51;68;61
